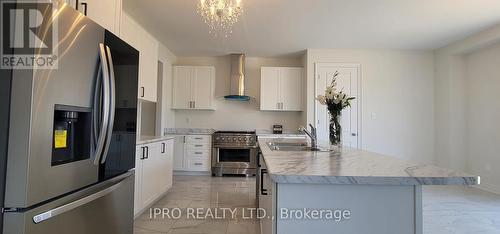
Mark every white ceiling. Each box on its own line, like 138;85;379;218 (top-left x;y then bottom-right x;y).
124;0;500;57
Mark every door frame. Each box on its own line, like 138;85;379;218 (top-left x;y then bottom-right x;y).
314;63;362;148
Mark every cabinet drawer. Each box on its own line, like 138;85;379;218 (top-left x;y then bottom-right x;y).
185;135;211;144
187;158;210;171
185;143;211;150
186;150;210;160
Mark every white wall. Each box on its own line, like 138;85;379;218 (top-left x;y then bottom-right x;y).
305;49;435;164
464;43;500;192
158;44;177;132
173;56;303;131
434;23;500;193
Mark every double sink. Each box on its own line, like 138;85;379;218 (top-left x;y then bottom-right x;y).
267;141;330;152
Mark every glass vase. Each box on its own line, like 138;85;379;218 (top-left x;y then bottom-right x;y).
329;112;342;152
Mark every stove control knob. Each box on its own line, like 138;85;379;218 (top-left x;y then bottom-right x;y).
221;137;225;141
238;137;242;141
244;137;247;141
233;137;236;141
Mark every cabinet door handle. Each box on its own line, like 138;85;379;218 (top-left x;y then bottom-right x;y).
140;147;146;160
194;162;203;166
193;101;196;108
257;152;262;167
145;146;149;159
183;136;186;143
194;144;203;147
194;137;203;140
80;2;88;15
260;169;268;195
161;143;165;153
140;87;145;97
194;152;202;155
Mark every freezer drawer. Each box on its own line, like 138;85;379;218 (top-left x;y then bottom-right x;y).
3;172;134;234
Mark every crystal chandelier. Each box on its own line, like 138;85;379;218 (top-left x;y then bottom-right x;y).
197;0;243;37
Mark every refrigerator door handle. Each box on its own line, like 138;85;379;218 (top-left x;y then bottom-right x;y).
93;43;111;165
32;178;126;224
100;45;116;164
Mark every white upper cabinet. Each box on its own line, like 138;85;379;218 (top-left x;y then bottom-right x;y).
138;33;158;102
68;0;122;35
120;13;158;103
173;66;216;110
260;67;303;111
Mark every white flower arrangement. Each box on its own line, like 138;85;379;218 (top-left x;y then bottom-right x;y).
316;71;355;114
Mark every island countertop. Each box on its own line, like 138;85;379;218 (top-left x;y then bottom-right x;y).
258;138;479;186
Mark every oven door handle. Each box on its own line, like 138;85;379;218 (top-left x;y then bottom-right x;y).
260;169;268;195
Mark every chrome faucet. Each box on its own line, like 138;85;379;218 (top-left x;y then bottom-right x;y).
299;124;317;149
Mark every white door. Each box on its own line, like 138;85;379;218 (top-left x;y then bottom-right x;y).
165;140;174;189
192;67;214;109
315;64;360;148
140;142;161;207
140;33;158;102
157;141;170;191
280;68;303;111
173;67;192;109
134;146;143;215
78;0;118;34
260;67;281;110
173;136;185;170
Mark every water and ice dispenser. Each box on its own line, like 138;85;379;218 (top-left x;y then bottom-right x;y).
51;105;92;166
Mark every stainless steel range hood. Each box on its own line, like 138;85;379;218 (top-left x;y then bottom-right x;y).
224;54;251;101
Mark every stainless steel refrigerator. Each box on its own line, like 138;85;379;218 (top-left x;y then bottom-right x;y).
1;1;139;233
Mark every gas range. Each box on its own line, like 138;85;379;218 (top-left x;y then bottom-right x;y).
212;130;257;148
211;130;258;176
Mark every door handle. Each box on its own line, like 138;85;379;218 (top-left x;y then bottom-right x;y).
93;43;111;165
33;177;126;224
260;169;268;195
140;147;146;160
80;2;88;15
100;45;116;164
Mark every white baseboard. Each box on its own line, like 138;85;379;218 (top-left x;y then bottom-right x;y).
474;182;500;195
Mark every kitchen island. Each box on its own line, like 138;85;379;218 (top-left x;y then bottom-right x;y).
257;138;479;234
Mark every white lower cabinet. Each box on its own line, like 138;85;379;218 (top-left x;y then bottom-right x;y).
173;135;211;172
259;155;276;234
134;138;174;216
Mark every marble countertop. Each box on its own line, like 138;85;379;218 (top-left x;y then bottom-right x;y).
256;129;306;138
258;138;479;186
163;128;215;135
137;135;175;145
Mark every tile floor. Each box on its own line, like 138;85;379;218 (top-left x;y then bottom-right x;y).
134;176;259;234
134;176;500;234
423;186;500;234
